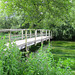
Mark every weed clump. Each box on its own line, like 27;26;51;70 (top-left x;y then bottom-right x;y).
0;37;74;75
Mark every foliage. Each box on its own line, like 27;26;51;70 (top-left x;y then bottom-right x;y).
24;46;73;75
0;13;25;29
0;36;26;75
0;0;75;40
0;37;74;75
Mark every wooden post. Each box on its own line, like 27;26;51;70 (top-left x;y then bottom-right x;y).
22;30;23;40
9;31;11;42
49;30;50;41
35;30;37;45
46;30;47;36
46;30;47;41
43;30;44;36
36;30;37;37
41;30;43;44
30;30;32;38
40;30;43;50
51;31;52;39
25;30;28;52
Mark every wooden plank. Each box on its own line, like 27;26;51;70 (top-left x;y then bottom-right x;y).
0;29;36;32
46;30;47;41
11;37;22;40
0;29;24;32
22;30;23;40
41;30;43;44
12;35;21;37
9;31;11;41
35;30;37;45
0;29;50;32
49;30;50;41
30;30;32;38
46;30;47;36
25;30;27;51
51;31;52;39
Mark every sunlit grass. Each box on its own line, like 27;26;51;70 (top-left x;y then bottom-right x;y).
51;41;75;59
41;41;75;73
50;41;75;72
51;41;75;49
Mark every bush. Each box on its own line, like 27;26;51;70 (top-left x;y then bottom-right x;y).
0;36;26;75
23;47;73;75
0;37;74;75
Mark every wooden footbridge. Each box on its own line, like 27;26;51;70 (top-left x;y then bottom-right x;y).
0;29;52;51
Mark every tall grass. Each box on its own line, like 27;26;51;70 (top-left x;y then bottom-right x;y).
0;36;74;75
0;36;26;75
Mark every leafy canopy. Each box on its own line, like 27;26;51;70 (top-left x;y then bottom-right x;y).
0;0;72;27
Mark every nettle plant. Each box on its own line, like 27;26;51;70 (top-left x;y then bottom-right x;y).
23;44;74;75
0;36;74;75
0;36;26;75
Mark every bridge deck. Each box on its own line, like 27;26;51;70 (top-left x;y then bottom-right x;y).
6;36;50;49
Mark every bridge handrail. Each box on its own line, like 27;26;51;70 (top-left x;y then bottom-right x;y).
0;29;49;32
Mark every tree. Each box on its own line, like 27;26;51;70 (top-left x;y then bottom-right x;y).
0;0;74;40
0;0;72;28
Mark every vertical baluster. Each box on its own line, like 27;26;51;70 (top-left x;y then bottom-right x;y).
9;31;11;42
40;30;43;50
22;30;23;40
25;30;27;52
49;30;50;41
46;30;47;41
46;30;47;36
41;30;43;44
51;31;52;39
35;30;37;45
36;30;37;37
30;30;32;38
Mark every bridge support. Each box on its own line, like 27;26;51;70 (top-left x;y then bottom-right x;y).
22;30;23;40
41;30;43;46
25;30;28;52
9;31;11;42
49;30;50;42
51;31;52;39
35;30;37;45
25;47;29;57
30;30;32;38
46;30;47;41
25;30;29;57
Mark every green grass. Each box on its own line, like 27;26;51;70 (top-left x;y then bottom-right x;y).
50;41;75;59
27;41;75;75
30;41;75;74
42;41;75;73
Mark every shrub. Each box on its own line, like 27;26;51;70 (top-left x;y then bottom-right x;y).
23;47;74;75
0;36;74;75
0;36;26;75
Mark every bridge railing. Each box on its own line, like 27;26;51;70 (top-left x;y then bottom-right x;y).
0;29;52;51
0;29;52;42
